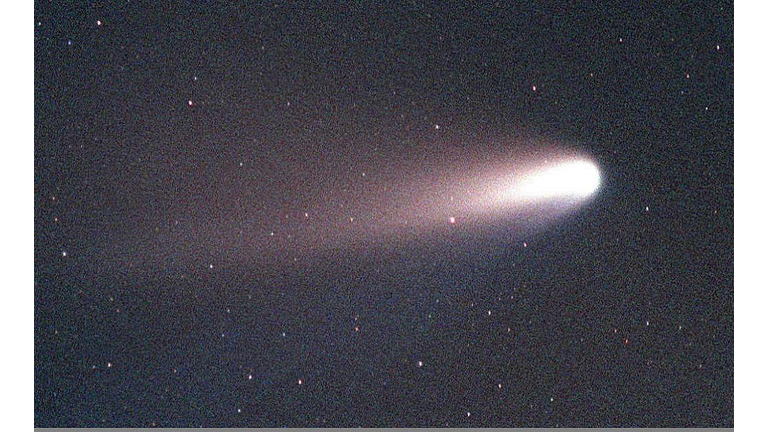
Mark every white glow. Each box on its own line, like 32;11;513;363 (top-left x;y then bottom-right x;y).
519;160;601;199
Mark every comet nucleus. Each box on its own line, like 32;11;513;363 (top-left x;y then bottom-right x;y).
518;160;601;200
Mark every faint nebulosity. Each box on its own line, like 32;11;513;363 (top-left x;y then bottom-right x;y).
35;1;733;427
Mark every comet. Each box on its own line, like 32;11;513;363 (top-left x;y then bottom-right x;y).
97;139;605;271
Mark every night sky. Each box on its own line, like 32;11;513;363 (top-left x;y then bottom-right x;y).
34;1;733;427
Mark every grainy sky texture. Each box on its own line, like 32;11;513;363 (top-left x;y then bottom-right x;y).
34;1;733;427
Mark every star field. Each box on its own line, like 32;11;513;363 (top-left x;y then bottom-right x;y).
35;1;732;427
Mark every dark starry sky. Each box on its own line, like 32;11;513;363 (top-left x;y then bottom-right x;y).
34;1;733;428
